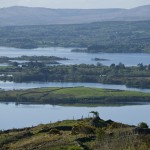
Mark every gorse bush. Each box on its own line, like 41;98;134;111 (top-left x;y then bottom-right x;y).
138;122;149;129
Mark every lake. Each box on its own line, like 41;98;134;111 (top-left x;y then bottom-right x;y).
0;102;150;130
0;47;150;130
0;47;150;66
1;81;150;93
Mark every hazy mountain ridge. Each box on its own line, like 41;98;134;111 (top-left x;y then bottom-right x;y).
0;5;150;26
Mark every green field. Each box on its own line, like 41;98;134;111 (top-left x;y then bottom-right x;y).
1;87;150;105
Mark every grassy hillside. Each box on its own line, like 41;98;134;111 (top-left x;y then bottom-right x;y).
0;117;150;150
0;87;150;105
0;21;150;52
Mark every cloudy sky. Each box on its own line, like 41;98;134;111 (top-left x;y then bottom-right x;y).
0;0;149;9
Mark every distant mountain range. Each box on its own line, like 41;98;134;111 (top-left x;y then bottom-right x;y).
0;5;150;26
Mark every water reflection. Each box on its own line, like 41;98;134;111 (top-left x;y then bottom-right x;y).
0;102;150;130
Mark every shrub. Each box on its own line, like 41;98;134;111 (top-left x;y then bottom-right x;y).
72;124;95;135
49;129;61;135
96;128;106;140
68;146;82;150
108;122;127;129
138;122;149;129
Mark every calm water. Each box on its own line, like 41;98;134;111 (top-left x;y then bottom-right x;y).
0;47;150;130
0;47;150;66
0;102;150;130
0;81;150;93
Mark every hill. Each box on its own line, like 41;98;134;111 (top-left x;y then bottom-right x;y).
0;117;150;150
0;20;150;52
0;5;150;26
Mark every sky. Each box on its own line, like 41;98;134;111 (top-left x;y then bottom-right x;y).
0;0;149;9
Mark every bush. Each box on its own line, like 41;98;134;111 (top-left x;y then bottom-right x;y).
72;124;95;135
68;146;82;150
96;128;106;140
138;122;149;129
49;129;61;135
108;122;124;129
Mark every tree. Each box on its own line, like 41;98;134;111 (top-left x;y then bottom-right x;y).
116;62;125;69
137;63;144;70
138;122;149;129
110;63;116;68
90;111;99;118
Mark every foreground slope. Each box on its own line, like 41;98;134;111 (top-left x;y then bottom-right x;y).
0;117;150;150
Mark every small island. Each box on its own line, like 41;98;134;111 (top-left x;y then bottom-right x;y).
0;55;68;66
0;87;150;105
92;58;109;61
